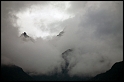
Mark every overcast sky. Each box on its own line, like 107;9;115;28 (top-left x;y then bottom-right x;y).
1;1;123;77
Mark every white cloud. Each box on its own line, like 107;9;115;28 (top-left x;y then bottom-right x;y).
1;1;123;77
9;1;74;39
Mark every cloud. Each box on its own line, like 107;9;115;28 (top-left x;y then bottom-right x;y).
1;1;123;77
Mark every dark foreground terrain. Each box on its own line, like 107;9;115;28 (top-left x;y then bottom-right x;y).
1;64;34;81
1;61;123;81
90;61;123;81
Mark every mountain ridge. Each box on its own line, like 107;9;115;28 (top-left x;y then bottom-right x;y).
1;64;34;81
90;61;123;81
1;57;123;81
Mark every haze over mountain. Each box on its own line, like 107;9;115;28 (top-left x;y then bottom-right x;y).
1;1;123;79
1;60;123;81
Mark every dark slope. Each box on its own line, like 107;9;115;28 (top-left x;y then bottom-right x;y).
90;61;123;81
1;64;34;81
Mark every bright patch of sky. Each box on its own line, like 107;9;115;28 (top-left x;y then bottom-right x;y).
12;1;74;39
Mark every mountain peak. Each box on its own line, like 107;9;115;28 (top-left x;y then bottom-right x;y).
20;32;35;42
57;31;64;36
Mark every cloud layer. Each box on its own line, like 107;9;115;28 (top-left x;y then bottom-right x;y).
1;1;123;77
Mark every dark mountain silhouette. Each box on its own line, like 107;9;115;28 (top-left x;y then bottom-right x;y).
20;32;29;38
61;49;73;74
1;64;34;81
20;32;35;42
57;27;67;36
90;61;123;81
1;56;123;81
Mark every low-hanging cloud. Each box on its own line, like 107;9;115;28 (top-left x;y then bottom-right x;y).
1;1;123;77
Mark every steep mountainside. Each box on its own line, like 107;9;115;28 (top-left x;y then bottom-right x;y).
1;64;34;81
90;61;123;81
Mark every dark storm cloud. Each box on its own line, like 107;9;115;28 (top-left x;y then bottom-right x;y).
1;1;123;77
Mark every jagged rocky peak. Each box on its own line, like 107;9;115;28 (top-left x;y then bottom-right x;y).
57;31;64;36
62;49;73;55
20;32;35;42
20;32;30;38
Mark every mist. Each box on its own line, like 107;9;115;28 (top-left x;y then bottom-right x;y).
1;1;123;77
